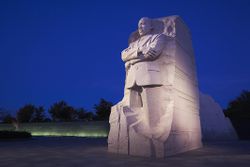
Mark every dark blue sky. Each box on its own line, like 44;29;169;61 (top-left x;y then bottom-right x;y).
1;0;250;114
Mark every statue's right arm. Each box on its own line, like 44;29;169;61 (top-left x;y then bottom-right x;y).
142;34;167;60
121;46;138;62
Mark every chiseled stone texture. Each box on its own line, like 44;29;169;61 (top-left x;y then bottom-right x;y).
200;92;238;141
108;16;202;158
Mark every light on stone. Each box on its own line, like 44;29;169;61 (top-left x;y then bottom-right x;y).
108;16;203;158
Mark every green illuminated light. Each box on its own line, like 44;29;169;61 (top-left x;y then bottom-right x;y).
31;131;108;137
0;122;109;138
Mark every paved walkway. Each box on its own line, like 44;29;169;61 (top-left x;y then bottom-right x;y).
0;137;250;167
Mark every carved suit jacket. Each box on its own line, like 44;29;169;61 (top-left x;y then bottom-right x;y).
121;33;167;89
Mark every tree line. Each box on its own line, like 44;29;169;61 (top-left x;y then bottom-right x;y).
1;90;250;139
223;90;250;139
0;98;113;123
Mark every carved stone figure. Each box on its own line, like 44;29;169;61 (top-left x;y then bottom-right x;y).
108;16;203;158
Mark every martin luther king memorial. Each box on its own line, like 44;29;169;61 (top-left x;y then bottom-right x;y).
108;16;237;158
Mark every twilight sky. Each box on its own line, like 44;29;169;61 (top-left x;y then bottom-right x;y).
0;0;250;114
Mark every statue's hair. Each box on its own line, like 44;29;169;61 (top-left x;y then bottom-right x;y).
139;17;153;29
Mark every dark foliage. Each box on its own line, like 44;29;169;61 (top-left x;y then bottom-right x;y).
48;101;77;122
94;98;113;121
77;108;95;121
224;90;250;140
43;118;52;122
0;108;15;124
0;131;32;139
0;108;5;120
32;106;46;122
17;104;46;123
2;114;15;124
17;104;36;123
2;98;113;123
224;90;250;118
0;109;15;124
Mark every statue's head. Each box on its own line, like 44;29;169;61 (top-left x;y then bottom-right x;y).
138;17;153;36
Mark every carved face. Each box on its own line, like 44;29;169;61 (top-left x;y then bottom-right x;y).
138;18;152;36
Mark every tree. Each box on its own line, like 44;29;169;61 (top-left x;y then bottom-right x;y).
224;90;250;139
224;90;250;118
1;108;18;128
0;108;7;122
2;114;15;124
16;104;47;123
17;104;36;123
94;98;113;120
0;108;13;123
0;108;4;118
84;112;95;121
48;101;76;122
77;108;95;121
31;106;46;122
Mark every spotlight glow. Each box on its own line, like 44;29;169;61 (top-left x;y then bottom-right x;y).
0;122;109;137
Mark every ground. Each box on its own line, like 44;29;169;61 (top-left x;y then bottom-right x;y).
0;137;250;167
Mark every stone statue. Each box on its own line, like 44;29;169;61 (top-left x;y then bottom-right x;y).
108;16;203;158
122;17;169;139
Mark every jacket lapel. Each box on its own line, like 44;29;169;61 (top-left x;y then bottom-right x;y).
137;35;152;47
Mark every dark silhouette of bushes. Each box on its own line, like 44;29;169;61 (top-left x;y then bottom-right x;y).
77;108;94;121
94;98;113;121
17;104;46;123
48;101;77;122
0;131;32;139
2;114;15;124
224;90;250;140
1;98;113;123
